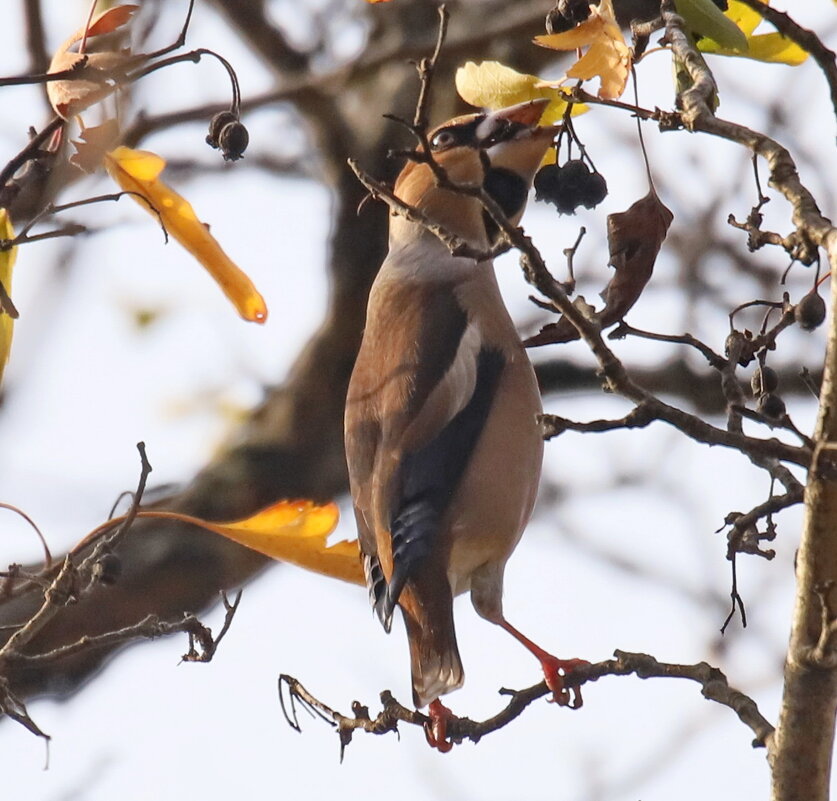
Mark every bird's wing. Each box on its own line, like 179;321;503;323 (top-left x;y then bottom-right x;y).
345;275;504;631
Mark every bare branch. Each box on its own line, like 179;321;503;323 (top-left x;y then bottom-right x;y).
278;650;775;756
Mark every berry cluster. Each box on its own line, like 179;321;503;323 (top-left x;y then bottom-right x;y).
534;159;608;214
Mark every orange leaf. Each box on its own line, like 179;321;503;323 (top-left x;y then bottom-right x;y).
197;500;363;584
47;5;139;118
104;146;268;323
534;0;631;100
73;501;363;585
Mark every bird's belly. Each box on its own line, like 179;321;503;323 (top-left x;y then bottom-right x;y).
444;358;543;594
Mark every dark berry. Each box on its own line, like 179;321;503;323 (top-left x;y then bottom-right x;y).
579;170;607;209
534;163;561;201
554;159;591;214
545;0;591;34
795;290;826;331
750;365;779;397
206;111;238;149
218;120;249;161
757;393;786;420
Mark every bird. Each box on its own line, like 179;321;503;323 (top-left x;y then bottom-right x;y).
344;98;586;751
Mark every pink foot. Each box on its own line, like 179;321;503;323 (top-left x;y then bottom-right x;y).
540;656;590;708
424;698;454;753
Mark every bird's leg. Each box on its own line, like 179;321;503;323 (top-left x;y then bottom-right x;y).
424;698;455;753
498;619;589;708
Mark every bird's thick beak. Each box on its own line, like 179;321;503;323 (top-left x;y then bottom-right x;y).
478;99;556;181
484;98;551;130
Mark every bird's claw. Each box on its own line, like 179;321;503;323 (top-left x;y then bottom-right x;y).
423;698;455;753
541;656;590;709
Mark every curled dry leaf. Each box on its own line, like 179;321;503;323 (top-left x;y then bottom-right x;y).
525;189;673;347
104;146;268;323
47;5;139;119
70;119;122;173
0;210;18;386
534;0;631;100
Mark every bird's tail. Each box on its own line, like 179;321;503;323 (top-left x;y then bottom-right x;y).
400;588;464;708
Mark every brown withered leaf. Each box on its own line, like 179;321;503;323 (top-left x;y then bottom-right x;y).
47;5;139;119
525;189;673;347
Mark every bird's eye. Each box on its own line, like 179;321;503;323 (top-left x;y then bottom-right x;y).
430;129;457;151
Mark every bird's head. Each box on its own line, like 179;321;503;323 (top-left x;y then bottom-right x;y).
391;99;557;251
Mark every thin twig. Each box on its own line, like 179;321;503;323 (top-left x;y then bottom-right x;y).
0;502;51;568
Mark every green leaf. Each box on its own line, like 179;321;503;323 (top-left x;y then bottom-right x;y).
675;0;748;52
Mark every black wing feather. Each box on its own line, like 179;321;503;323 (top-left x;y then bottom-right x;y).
376;347;505;629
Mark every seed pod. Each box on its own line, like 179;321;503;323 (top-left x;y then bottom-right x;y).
795;290;826;331
757;392;786;420
219;120;249;161
206;111;239;149
750;365;779;397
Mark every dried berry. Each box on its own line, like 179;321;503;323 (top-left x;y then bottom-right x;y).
206;111;238;149
794;290;826;331
218;120;249;161
545;0;591;33
92;552;122;585
750;365;779;397
724;330;755;367
757;392;786;420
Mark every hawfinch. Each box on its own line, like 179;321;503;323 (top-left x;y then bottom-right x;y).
345;99;585;750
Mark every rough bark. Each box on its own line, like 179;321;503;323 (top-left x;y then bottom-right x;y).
771;228;837;801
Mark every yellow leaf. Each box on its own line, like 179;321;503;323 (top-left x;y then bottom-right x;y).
745;33;808;65
723;0;762;35
104;146;268;323
0;210;17;386
47;5;139;119
534;0;631;100
455;61;586;126
698;0;809;65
